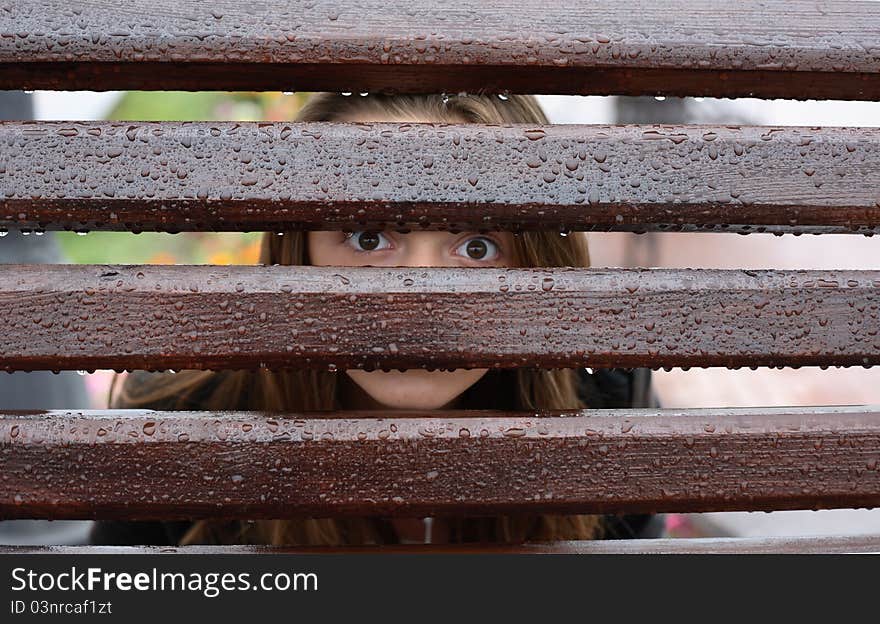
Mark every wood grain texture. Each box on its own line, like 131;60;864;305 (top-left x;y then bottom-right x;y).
2;122;880;235
2;1;880;98
1;265;878;371
5;535;880;554
2;406;879;519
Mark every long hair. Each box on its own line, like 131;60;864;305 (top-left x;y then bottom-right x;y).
108;92;605;545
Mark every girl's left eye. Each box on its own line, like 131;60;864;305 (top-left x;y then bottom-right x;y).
343;231;392;252
454;236;500;261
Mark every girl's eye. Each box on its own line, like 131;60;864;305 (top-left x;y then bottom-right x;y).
343;230;392;252
455;236;500;261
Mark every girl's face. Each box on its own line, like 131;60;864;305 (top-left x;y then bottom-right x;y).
307;110;519;410
308;227;519;410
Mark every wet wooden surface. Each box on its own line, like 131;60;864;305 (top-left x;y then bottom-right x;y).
2;406;879;519
587;231;880;409
5;535;880;554
2;122;880;235
3;1;880;98
1;264;878;371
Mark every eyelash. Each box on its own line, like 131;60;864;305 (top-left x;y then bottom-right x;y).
342;231;503;261
342;231;392;254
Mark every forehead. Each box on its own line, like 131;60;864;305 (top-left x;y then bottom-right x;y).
341;229;518;246
336;111;462;125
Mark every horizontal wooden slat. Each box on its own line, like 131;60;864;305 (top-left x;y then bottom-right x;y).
2;122;880;235
2;1;880;98
5;535;880;554
2;406;879;519
1;265;878;371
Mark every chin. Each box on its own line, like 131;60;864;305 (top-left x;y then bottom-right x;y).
346;368;487;410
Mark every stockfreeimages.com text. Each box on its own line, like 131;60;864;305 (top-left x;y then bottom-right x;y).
11;567;317;598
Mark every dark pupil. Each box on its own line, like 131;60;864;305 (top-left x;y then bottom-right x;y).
358;231;380;250
466;239;487;259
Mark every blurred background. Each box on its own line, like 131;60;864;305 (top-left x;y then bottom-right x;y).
1;89;878;544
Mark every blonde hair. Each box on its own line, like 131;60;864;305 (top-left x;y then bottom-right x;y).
108;92;605;545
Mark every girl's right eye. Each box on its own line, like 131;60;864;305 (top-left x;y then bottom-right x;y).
343;230;392;253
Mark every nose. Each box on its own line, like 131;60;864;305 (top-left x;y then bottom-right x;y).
400;233;451;267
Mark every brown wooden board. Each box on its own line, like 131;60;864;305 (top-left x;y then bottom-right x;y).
2;1;880;99
1;265;878;371
4;535;880;554
2;122;880;235
2;406;879;519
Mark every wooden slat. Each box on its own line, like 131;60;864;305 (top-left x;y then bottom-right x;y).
2;1;880;99
2;121;880;235
2;406;879;519
5;535;880;554
1;265;878;372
